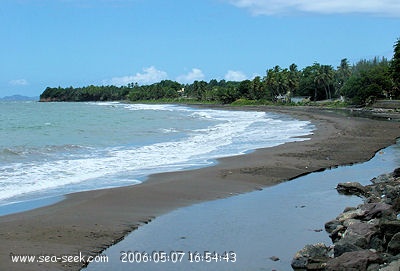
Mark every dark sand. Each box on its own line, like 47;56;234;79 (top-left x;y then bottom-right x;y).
1;106;399;271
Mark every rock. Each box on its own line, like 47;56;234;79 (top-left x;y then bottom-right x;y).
325;219;342;234
326;250;383;271
291;256;308;269
360;202;393;220
336;208;364;222
333;239;362;257
293;168;400;271
380;258;400;271
337;220;383;253
367;179;400;205
336;182;369;196
388;232;400;255
339;234;368;250
371;173;392;184
291;243;329;270
393;168;400;178
380;220;400;242
329;224;345;242
381;186;400;205
367;263;380;271
269;256;279;261
344;206;357;212
392;198;400;212
342;218;360;227
344;221;379;245
369;234;384;252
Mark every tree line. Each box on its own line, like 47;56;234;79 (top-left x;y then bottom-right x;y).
40;39;400;106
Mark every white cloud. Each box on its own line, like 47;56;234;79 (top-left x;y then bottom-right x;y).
105;66;168;86
176;68;205;84
9;79;28;86
225;0;400;17
224;70;248;81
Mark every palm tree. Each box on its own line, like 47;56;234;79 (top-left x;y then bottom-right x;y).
335;58;352;97
314;64;334;100
390;38;400;98
288;63;300;94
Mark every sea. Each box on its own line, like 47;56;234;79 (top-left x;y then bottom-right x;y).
0;101;314;214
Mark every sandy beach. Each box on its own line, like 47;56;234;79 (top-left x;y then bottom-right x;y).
1;106;399;271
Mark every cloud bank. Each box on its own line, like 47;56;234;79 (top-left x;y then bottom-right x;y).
224;70;247;81
106;66;168;86
225;0;400;17
106;67;253;86
176;68;205;84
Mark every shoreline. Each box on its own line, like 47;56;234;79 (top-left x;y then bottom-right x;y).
85;142;400;271
291;167;400;270
1;106;400;271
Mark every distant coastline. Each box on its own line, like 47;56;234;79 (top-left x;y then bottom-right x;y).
0;94;38;101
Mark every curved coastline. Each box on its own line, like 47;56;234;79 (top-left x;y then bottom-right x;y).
0;106;399;271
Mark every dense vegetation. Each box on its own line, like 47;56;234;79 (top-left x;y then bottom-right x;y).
40;39;400;106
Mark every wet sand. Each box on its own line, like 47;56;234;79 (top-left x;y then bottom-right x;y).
85;142;400;271
0;106;399;271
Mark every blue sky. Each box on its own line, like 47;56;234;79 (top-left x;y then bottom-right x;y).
1;0;399;97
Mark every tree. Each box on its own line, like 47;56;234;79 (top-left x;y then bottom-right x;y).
390;38;400;98
288;63;300;95
251;76;266;100
216;86;239;104
264;65;290;101
265;66;279;99
298;63;326;101
237;80;253;99
315;65;335;100
341;58;391;105
335;58;352;97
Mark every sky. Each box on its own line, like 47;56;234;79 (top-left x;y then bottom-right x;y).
1;0;399;97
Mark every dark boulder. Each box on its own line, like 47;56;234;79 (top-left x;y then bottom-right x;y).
336;208;364;222
326;250;383;271
393;167;400;178
291;243;329;270
371;173;392;184
324;219;342;234
388;232;400;255
345;221;379;245
336;182;368;197
333;239;362;257
329;224;346;243
360;202;393;220
380;219;400;243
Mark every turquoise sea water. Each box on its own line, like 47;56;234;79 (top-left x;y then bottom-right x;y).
0;101;314;211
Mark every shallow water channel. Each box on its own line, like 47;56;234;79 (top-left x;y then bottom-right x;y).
85;141;400;271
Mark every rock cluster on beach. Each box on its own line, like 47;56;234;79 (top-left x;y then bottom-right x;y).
292;168;400;271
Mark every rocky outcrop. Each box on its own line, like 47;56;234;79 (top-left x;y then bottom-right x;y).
292;168;400;271
291;243;330;270
336;181;369;197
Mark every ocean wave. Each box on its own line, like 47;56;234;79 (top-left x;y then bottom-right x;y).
0;104;314;205
159;128;180;133
0;145;92;161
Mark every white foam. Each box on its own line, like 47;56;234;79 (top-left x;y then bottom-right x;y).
87;101;121;106
0;106;314;204
159;128;180;133
123;103;184;112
